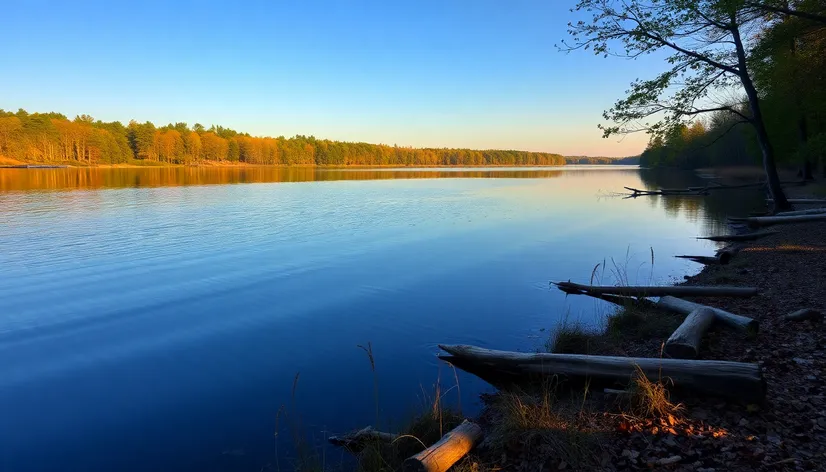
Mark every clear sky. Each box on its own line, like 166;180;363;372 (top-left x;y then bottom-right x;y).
0;0;665;156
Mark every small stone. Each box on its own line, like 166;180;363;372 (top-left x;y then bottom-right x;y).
621;449;640;460
806;375;818;381
657;455;682;466
794;357;813;365
766;434;782;446
738;418;749;427
818;418;826;429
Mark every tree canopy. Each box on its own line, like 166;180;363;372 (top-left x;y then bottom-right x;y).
0;109;569;167
564;0;826;210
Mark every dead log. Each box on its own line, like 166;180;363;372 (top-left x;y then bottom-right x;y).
665;308;716;359
747;213;826;228
767;198;826;204
438;345;765;402
698;230;778;242
328;426;398;451
784;308;824;322
656;296;757;332
675;253;730;265
403;420;482;472
776;208;826;217
553;281;758;298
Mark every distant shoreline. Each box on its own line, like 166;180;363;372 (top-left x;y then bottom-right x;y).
0;161;640;170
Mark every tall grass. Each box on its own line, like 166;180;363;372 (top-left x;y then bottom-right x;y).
274;342;465;472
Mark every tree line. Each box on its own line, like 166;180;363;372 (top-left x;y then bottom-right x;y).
0;109;570;167
636;1;826;174
567;0;826;210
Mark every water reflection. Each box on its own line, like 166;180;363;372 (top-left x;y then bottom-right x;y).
637;169;766;235
0;166;570;191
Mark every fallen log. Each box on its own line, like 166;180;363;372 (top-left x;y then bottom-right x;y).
665;308;715;359
697;230;778;242
675;253;731;265
438;345;765;402
784;308;824;322
553;281;758;298
767;198;826;204
747;213;826;228
403;420;482;472
328;426;398;451
656;296;757;332
776;208;826;217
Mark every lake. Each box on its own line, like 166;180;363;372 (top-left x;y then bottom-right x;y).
0;166;764;471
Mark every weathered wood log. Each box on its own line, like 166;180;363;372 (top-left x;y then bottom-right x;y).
747;213;826;228
438;345;765;402
553;281;758;298
656;296;757;332
403;420;482;472
675;253;730;265
698;230;778;242
767;198;826;204
328;426;398;451
784;308;824;322
776;207;826;217
665;308;716;359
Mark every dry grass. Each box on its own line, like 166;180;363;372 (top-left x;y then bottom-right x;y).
484;381;602;470
627;366;683;420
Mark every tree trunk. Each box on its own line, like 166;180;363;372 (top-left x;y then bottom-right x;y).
328;426;398;452
403;420;482;472
554;281;758;298
731;17;792;213
656;296;757;332
438;345;765;402
665;308;716;359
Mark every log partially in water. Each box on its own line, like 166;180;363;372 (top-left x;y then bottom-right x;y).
665;308;715;359
553;281;758;298
656;296;757;332
767;198;826;204
776;207;826;216
403;420;482;472
698;230;778;242
675;252;731;265
747;213;826;228
328;426;398;452
438;345;765;402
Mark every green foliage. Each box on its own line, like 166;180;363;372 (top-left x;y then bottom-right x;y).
0;108;568;167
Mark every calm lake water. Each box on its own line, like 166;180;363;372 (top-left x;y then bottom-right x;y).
0;166;764;471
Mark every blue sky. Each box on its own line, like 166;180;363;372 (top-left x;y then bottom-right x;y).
0;0;665;156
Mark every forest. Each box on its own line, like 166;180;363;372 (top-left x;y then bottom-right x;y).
0;109;571;167
638;2;826;175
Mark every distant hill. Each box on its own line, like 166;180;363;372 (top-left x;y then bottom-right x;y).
564;155;640;165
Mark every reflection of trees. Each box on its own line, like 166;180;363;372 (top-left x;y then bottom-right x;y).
0;167;570;192
638;169;766;235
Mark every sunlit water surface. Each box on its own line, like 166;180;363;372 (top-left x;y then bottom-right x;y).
0;166;763;471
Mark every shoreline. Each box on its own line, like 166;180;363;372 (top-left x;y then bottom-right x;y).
335;178;826;471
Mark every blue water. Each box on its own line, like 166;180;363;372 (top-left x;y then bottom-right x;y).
0;167;756;471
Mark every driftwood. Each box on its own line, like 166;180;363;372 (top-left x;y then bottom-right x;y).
767;198;826;204
328;426;398;451
697;230;778;242
747;213;826;228
403;420;482;472
784;308;824;322
657;296;757;332
675;252;731;265
776;207;826;217
438;345;765;402
624;186;709;197
553;281;758;298
665;308;716;359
